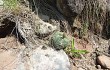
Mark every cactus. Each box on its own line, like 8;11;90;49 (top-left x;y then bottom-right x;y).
51;31;70;50
3;0;19;10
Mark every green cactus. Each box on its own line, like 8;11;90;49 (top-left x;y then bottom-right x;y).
51;31;70;50
3;0;19;10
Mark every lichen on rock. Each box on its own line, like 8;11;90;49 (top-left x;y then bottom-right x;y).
35;19;57;35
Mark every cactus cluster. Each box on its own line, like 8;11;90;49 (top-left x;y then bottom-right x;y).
51;31;70;50
3;0;19;10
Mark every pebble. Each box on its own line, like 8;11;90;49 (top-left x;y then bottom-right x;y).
97;65;101;69
97;55;110;69
78;68;85;70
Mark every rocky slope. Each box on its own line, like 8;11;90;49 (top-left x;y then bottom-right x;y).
0;0;110;70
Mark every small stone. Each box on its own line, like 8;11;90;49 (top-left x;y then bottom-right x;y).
97;65;101;69
97;55;110;69
78;68;85;70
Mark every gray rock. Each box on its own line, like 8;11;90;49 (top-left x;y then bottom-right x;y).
14;46;70;70
107;0;110;11
38;14;50;21
67;0;85;14
56;0;85;17
29;46;70;70
35;19;57;35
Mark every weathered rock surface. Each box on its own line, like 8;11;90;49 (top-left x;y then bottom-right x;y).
29;46;70;70
0;45;70;70
107;0;110;11
56;0;85;17
97;55;110;69
78;68;85;70
90;35;110;56
35;19;57;35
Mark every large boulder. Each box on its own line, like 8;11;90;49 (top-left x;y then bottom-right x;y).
56;0;85;18
14;46;70;70
0;45;71;70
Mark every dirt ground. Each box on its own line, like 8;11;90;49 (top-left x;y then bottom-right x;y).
0;35;105;70
0;36;25;70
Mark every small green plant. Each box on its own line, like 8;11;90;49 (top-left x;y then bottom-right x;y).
80;22;89;37
71;38;89;58
3;0;19;10
51;31;70;50
65;38;89;58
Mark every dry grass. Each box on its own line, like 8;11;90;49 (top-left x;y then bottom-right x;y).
77;0;107;37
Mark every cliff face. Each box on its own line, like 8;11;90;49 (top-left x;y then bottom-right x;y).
1;0;110;70
57;0;110;39
29;0;110;39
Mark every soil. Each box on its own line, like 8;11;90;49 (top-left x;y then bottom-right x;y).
0;1;110;70
70;34;110;70
0;36;26;70
0;34;109;70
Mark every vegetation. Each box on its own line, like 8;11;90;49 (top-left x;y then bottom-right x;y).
71;38;88;57
65;38;89;58
51;31;70;50
81;22;89;36
3;0;19;10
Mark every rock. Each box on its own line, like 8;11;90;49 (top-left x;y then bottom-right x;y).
35;19;57;35
38;14;49;21
97;55;110;69
78;68;85;70
73;18;82;29
0;46;70;70
15;45;71;70
98;0;107;11
29;46;70;70
107;0;110;11
56;0;85;17
97;65;101;69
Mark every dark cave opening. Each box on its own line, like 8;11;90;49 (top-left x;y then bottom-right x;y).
0;18;25;43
